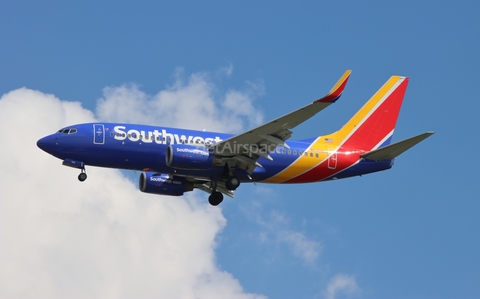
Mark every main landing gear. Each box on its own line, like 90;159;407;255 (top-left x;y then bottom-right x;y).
208;180;223;206
223;163;241;191
208;174;241;206
225;175;240;190
208;191;223;206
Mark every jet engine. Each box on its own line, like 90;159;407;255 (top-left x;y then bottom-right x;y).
166;144;214;170
139;172;193;196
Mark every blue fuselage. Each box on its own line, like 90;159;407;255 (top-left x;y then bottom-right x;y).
37;123;393;183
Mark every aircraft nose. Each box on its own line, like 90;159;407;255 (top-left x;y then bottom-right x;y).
37;135;53;152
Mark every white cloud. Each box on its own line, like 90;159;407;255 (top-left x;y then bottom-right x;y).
323;274;360;299
0;76;266;298
96;70;263;133
216;63;234;77
277;229;321;264
223;89;263;126
253;211;322;265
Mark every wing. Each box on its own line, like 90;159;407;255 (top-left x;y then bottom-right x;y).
212;70;352;173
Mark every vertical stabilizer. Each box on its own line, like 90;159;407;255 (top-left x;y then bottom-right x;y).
335;76;409;151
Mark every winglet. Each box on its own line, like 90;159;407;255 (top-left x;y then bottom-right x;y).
315;70;352;103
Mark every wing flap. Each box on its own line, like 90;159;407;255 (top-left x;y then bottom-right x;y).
195;182;235;198
361;132;434;161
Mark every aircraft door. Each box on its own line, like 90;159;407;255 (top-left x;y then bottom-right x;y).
328;149;337;169
93;124;105;145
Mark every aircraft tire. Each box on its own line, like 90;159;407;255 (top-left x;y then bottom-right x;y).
225;176;240;191
78;173;87;182
208;191;223;206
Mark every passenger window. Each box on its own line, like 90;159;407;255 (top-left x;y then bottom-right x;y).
282;149;286;154
304;152;308;156
310;153;313;157
288;150;291;155
110;132;114;137
293;150;297;155
316;153;319;158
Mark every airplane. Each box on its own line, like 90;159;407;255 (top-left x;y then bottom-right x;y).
37;71;434;206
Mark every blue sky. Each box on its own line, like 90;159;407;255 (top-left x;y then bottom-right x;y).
1;1;479;298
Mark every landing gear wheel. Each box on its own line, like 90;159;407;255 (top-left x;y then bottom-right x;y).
225;176;240;190
78;172;87;182
208;191;224;206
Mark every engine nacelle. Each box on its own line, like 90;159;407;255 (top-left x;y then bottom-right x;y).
139;172;193;196
166;144;214;170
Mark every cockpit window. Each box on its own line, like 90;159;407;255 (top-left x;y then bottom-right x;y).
56;128;78;134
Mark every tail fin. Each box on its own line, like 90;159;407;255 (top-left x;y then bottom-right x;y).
334;76;409;151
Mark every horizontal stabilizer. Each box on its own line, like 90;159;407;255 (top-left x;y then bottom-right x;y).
361;132;434;161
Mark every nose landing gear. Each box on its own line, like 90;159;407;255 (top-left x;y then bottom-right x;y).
78;169;87;182
62;159;87;182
